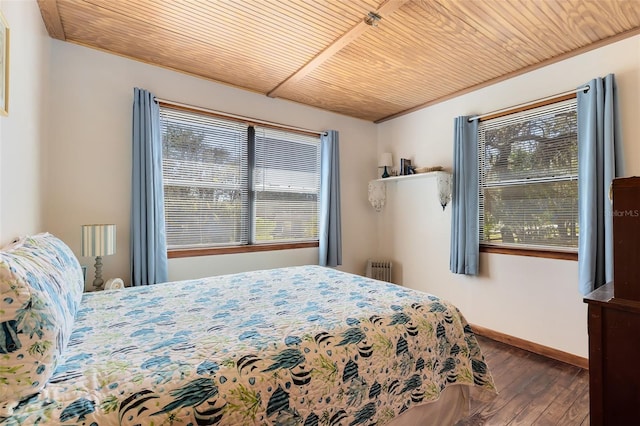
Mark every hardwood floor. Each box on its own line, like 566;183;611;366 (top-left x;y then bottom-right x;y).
457;335;590;425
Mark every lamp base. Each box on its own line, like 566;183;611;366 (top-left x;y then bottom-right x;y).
381;166;390;178
93;255;104;291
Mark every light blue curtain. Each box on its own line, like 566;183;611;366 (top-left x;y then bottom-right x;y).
577;74;623;295
131;88;168;286
319;130;342;267
450;116;479;275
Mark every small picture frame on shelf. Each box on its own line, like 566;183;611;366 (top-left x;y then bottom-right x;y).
400;158;412;175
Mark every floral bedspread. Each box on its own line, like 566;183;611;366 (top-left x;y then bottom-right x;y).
3;266;495;425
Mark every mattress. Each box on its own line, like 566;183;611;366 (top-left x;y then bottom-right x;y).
4;265;495;425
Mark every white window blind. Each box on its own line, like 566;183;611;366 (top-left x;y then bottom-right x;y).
478;98;578;250
159;105;321;250
160;107;249;249
253;127;320;243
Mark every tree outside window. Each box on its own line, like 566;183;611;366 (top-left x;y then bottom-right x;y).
479;99;578;250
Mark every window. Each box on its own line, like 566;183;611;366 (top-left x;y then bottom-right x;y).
478;98;578;251
159;106;320;252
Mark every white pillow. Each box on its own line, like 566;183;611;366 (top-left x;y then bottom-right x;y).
0;233;83;415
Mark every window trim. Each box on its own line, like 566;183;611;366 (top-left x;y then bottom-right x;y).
478;93;576;122
157;102;321;138
159;102;321;256
167;241;319;258
477;93;578;259
480;244;578;261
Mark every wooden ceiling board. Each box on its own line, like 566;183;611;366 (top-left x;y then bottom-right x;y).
523;1;594;49
39;0;640;122
302;52;445;110
440;0;640;61
57;1;290;92
37;0;66;40
432;1;561;65
266;0;410;97
84;0;360;48
291;1;520;109
280;75;404;121
111;3;322;58
297;0;640;118
76;0;345;72
543;0;639;41
365;2;515;77
485;1;605;55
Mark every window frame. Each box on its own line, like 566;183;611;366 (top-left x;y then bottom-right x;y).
477;93;579;261
167;241;319;259
159;103;321;257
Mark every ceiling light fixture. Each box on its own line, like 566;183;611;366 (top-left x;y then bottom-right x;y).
364;11;382;27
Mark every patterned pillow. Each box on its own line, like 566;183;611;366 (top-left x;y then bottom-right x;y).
0;233;84;414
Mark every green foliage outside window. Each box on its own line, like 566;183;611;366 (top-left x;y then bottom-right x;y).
479;100;578;249
160;107;320;250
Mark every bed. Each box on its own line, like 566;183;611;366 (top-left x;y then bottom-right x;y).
0;233;496;425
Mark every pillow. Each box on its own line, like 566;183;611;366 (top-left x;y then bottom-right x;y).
0;233;83;413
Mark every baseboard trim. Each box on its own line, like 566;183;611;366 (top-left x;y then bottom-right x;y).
470;323;589;370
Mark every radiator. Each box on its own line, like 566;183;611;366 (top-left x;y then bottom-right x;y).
366;259;393;282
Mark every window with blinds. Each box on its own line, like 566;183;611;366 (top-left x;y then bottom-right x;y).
478;98;578;250
254;127;320;243
159;106;320;250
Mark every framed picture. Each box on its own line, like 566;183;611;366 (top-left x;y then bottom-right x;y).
0;11;9;116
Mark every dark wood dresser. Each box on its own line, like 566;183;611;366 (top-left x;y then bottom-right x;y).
584;283;640;425
584;176;640;425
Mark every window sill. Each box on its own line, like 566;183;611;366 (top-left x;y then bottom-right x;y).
480;245;578;261
168;241;319;258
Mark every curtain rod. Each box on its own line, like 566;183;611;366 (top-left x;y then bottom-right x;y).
468;85;590;122
154;97;325;136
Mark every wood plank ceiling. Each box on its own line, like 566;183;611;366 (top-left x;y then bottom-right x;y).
38;0;640;122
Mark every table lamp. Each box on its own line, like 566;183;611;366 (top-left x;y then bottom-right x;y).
379;152;393;178
81;224;116;290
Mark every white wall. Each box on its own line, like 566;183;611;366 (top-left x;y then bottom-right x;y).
44;41;379;289
377;35;640;358
0;0;50;243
